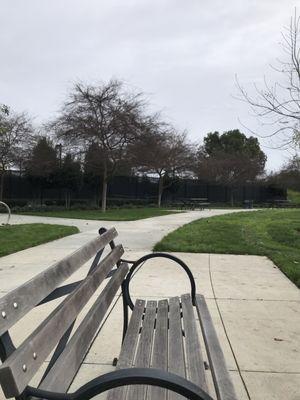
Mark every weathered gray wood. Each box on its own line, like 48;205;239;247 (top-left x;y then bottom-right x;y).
181;294;207;392
117;300;146;369
39;263;129;392
0;245;124;398
147;299;168;400
168;296;186;400
126;300;157;400
195;294;238;400
107;299;146;400
0;228;118;336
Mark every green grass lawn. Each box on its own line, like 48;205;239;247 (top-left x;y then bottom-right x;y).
154;209;300;288
17;208;180;221
0;224;79;257
287;189;300;205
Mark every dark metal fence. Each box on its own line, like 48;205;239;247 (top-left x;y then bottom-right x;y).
2;172;286;206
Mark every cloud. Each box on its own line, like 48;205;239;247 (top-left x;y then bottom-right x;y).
0;0;298;170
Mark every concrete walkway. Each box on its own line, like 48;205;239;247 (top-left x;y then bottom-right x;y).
6;208;252;251
0;209;299;399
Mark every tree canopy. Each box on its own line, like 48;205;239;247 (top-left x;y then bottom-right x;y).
26;137;58;186
268;156;300;191
0;107;32;200
56;153;82;208
129;119;193;207
196;130;266;190
53;80;145;211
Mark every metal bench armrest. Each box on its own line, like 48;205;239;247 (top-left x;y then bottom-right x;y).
122;252;196;309
25;368;213;400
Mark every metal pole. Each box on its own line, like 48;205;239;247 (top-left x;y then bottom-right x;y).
0;201;11;225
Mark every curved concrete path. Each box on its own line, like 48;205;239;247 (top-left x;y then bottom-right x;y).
6;208;251;251
0;209;299;400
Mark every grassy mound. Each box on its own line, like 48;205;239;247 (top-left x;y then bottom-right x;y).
154;209;300;287
0;224;79;257
17;208;179;221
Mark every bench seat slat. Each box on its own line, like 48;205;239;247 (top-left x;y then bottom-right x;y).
0;228;118;337
39;263;129;393
147;299;168;400
195;294;238;400
126;300;157;400
116;299;146;369
168;296;185;400
107;295;236;400
0;245;124;398
181;294;208;392
107;299;145;400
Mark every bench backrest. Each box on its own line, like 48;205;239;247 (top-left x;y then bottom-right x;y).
0;228;128;398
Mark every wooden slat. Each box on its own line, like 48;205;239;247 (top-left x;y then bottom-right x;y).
181;294;207;392
117;300;146;369
147;299;168;400
0;228;118;336
168;296;185;400
195;294;238;400
0;245;123;398
107;299;145;400
126;300;157;400
39;263;129;392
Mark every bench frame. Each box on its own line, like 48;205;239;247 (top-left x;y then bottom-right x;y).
0;227;236;400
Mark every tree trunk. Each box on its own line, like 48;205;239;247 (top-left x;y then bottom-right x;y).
158;175;164;208
101;163;108;213
65;189;71;209
40;187;44;206
0;171;4;201
230;188;234;207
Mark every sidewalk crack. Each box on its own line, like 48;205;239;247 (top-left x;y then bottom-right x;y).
230;369;300;375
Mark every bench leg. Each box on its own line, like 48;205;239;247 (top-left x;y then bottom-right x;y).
112;357;118;366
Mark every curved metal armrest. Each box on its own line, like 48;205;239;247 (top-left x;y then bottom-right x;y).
25;368;213;400
122;252;196;309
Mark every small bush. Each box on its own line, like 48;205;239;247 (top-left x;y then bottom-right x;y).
1;199;27;209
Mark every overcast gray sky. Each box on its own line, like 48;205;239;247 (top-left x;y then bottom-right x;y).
1;0;299;171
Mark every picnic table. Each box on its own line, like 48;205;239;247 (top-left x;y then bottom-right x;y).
267;199;293;208
182;198;210;210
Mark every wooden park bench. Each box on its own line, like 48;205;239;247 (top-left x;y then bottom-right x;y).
270;199;293;208
189;198;211;210
0;227;237;400
179;198;210;211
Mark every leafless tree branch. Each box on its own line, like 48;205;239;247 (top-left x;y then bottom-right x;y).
236;9;300;148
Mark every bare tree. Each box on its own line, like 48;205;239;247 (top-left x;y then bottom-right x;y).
237;10;300;148
0;107;32;200
0;104;9;117
53;80;144;212
129;118;194;207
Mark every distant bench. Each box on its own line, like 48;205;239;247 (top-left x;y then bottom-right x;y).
173;198;210;210
0;227;237;400
266;199;296;208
